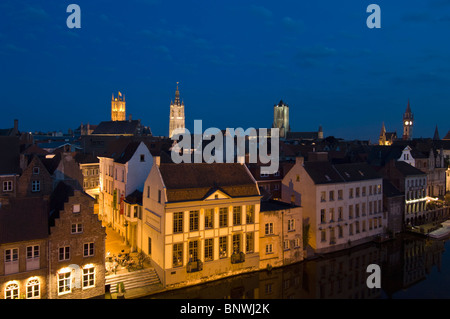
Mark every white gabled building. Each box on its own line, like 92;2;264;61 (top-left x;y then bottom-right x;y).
98;140;153;239
282;157;385;254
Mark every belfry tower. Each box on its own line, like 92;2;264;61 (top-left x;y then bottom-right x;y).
402;100;414;140
272;100;290;138
111;92;126;121
169;82;185;138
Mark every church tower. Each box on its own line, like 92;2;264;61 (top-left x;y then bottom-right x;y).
379;122;387;145
272;100;290;138
111;92;126;121
402;100;414;140
169;82;185;138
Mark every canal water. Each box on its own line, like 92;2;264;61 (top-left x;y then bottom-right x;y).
145;234;450;299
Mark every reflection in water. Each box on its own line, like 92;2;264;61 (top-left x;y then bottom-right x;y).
146;234;446;299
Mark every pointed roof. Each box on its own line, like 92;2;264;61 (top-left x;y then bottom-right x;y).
174;82;181;106
433;125;440;140
380;122;386;136
405;99;412;114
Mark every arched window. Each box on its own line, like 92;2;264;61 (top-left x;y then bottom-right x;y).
26;278;40;299
5;282;19;299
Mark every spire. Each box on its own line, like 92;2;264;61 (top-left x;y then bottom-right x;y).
433;125;440;140
405;99;411;113
380;122;386;135
174;82;181;106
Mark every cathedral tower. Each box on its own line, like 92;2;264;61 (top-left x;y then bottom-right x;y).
169;82;185;138
272;100;290;138
402;100;414;140
111;92;126;121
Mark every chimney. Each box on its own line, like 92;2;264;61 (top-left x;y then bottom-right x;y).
295;156;304;166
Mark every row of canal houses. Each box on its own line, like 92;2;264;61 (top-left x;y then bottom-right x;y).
1;126;449;298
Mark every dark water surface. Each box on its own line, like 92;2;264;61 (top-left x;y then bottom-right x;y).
145;234;450;299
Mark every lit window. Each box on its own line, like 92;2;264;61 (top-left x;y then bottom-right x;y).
26;279;40;299
5;282;19;299
83;266;95;288
58;272;71;295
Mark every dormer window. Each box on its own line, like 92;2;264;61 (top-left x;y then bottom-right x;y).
140;154;145;162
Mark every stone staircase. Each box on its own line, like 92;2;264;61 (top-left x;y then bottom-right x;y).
105;268;161;294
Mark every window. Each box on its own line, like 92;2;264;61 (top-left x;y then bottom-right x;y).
284;240;290;250
265;223;274;235
189;210;199;232
204;209;214;229
72;204;80;213
140;154;145;162
5;248;18;263
355;204;360;218
362;187;366;196
246;205;255;224
26;279;40;299
338;190;343;200
27;245;39;259
204;238;213;261
349;188;353;198
31;180;40;192
189;240;199;262
338;226;343;238
294;238;301;248
71;223;83;234
321;229;326;242
33;167;40;174
296;175;300;182
219;207;228;227
321;209;326;223
147;186;150;198
219;236;228;258
173;212;183;233
232;233;241;253
349;205;353;219
329;208;335;221
58;271;71;295
5;283;19;299
329;191;334;201
246;232;254;253
288;219;295;231
233;206;242;225
356;187;360;197
321;191;326;202
173;243;183;267
338;207;343;221
3;181;13;192
84;243;94;257
158;190;162;203
59;246;70;261
266;244;273;254
83;266;95;288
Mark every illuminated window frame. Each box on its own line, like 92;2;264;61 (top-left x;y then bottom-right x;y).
82;265;95;289
26;278;40;299
5;282;19;299
58;270;71;295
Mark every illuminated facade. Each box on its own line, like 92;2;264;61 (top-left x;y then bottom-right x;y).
282;157;385;254
47;182;106;299
272;100;290;139
169;83;185;138
378;122;397;146
142;159;261;287
98;140;153;241
111;92;126;121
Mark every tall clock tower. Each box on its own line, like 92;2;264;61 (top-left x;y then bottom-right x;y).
169;82;185;138
111;92;126;121
402;100;413;140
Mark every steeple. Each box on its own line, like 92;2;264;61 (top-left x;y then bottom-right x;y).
433;125;440;140
169;82;185;138
402;99;414;140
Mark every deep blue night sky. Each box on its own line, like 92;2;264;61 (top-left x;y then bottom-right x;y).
1;0;449;141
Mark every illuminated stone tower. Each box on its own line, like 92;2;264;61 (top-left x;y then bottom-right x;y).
111;92;126;121
169;82;185;138
272;100;290;138
402;100;414;140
